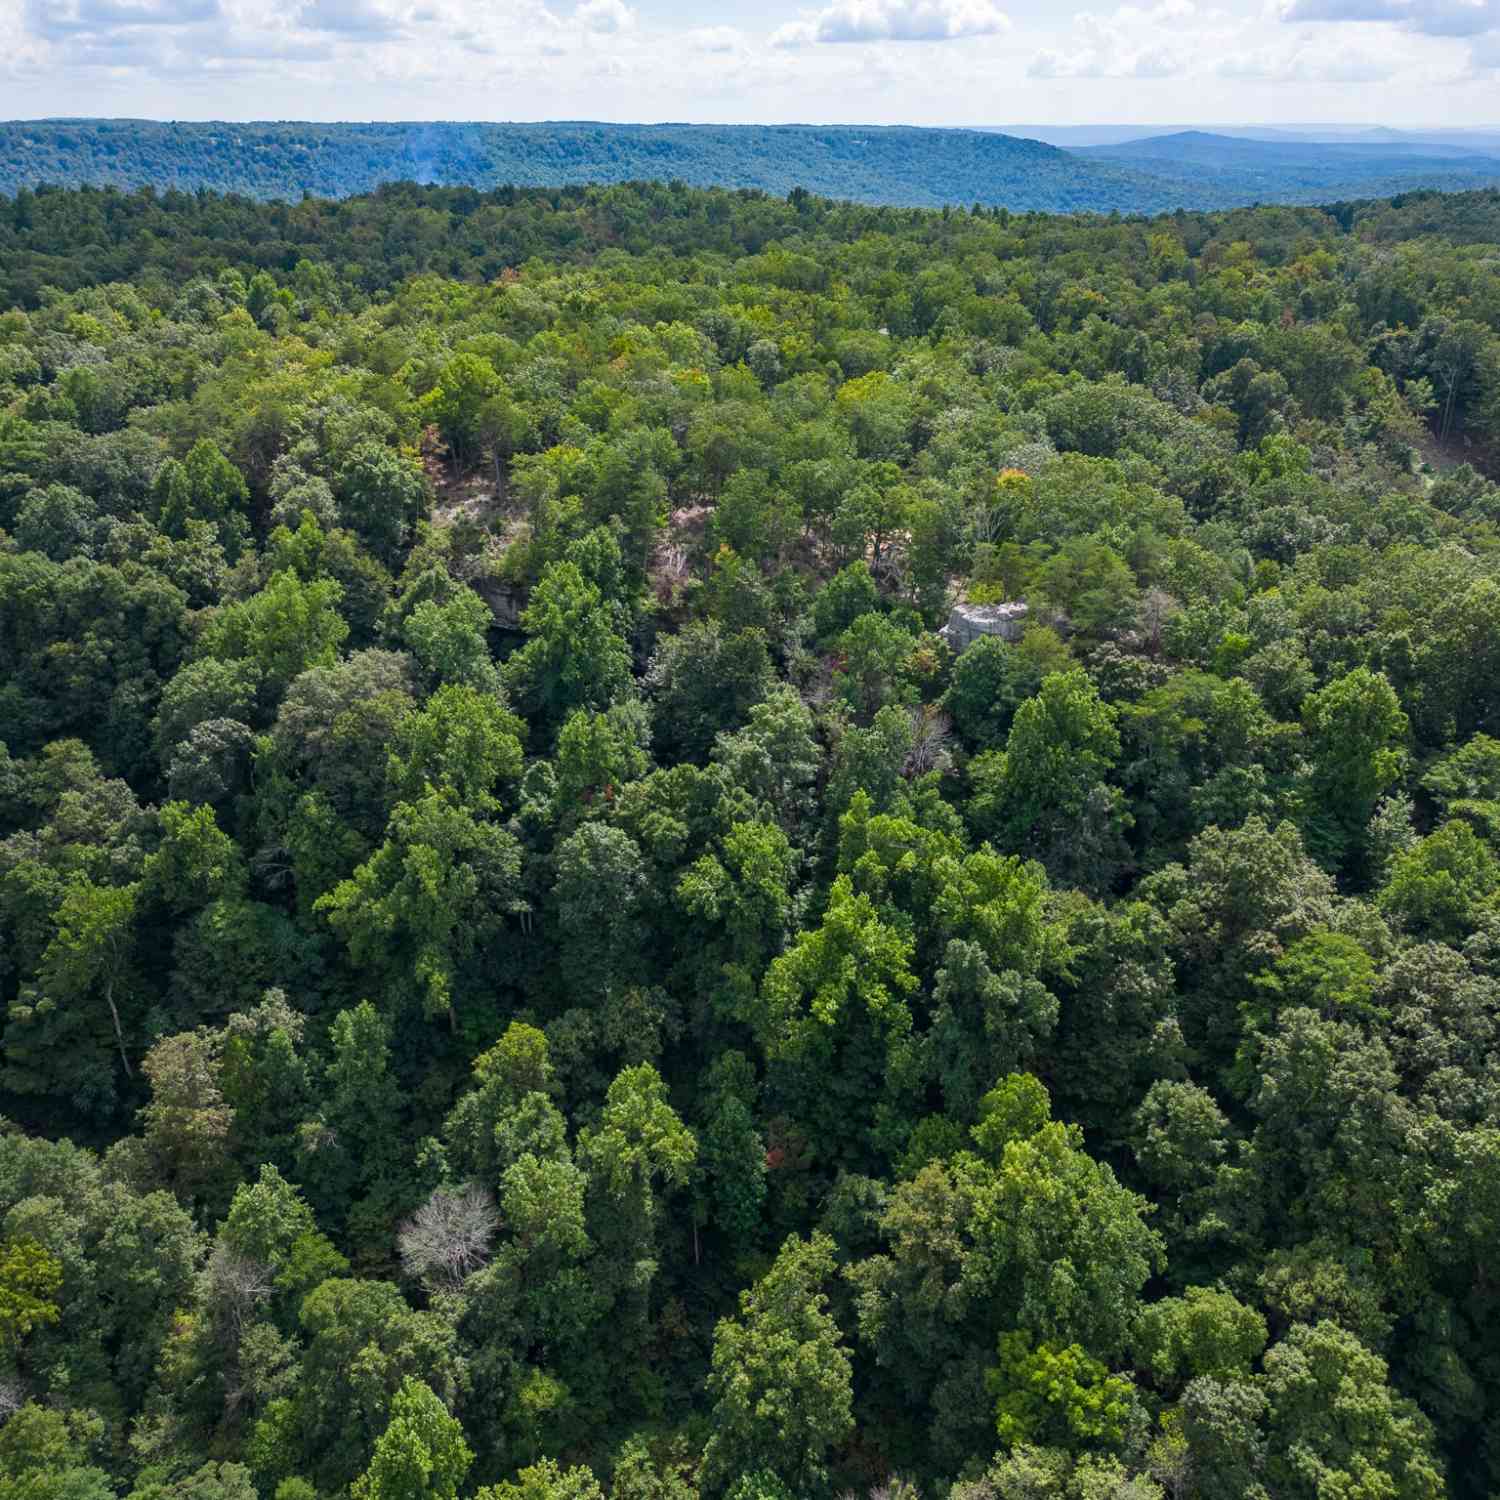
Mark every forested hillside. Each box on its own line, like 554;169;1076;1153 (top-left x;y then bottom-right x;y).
7;119;1500;214
1078;130;1500;205
0;121;1166;214
2;179;1500;1500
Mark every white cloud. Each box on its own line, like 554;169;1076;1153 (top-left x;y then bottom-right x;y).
1278;0;1500;82
1218;40;1401;76
687;25;745;53
1467;24;1500;59
14;0;630;82
575;0;634;34
1129;43;1183;72
7;0;1500;124
298;0;404;36
771;0;1008;47
1024;0;1466;81
26;0;218;36
1027;2;1202;77
1279;0;1498;34
0;0;52;71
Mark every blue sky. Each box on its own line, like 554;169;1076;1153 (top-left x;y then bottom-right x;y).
2;0;1497;125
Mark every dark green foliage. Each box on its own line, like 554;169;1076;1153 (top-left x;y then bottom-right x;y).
3;176;1500;1500
0;121;1407;217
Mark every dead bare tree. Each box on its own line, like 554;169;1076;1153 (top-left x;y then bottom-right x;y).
1137;587;1180;655
969;501;1007;547
206;1246;273;1347
397;1184;500;1292
905;705;954;778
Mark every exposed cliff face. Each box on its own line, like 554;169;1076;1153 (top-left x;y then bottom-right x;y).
939;601;1029;652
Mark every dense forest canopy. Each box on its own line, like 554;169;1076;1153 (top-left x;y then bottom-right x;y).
6;119;1500;214
2;177;1500;1500
0;121;1166;213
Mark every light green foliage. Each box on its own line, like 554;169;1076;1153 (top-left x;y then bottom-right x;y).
423;353;502;466
218;1164;348;1317
352;1377;473;1500
944;636;1042;750
952;1445;1164;1500
709;468;800;565
504;562;632;725
127;1463;258;1500
988;1331;1137;1452
849;1080;1161;1471
14;482;102;561
476;1459;605;1500
608;1433;698;1500
677;819;796;974
711;686;822;829
762;874;917;1059
0;1232;62;1351
1178;1375;1270;1500
1130;1080;1233;1248
275;1276;463;1492
1035;536;1139;636
154;657;260;759
703;1233;853;1493
317;789;526;1024
838;793;1064;977
834;612;918;719
442;1021;560;1184
400;589;504;695
1300;667;1408;866
969;670;1129;892
812;561;881;642
930;941;1061;1118
299;1000;404;1227
1259;1321;1444;1500
143;801;247;910
553;822;648;997
36;878;137;1048
388;683;525;809
1380;820;1499;940
336;440;428;564
553;705;649;816
759;871;918;1154
154;439;251;561
1245;927;1382;1030
199;570;349;704
1133;1288;1267;1392
576;1062;696;1334
972;1073;1053;1158
1422;733;1500;841
1141;815;1336;1072
0;1403;114;1500
579;1064;697;1205
695;1051;768;1242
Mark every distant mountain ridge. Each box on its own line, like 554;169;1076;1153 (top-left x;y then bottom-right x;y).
0;119;1169;214
1073;129;1500;203
1002;123;1500;150
4;118;1500;213
1080;129;1491;163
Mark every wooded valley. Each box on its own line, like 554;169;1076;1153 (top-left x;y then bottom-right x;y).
1;179;1500;1500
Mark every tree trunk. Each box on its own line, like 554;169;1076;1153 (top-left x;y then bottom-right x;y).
104;976;132;1078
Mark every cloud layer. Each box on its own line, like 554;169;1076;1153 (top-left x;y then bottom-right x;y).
1281;0;1497;36
1278;0;1500;71
2;0;1497;125
771;0;1008;46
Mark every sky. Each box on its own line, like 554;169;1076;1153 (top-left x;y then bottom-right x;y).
1;0;1498;127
